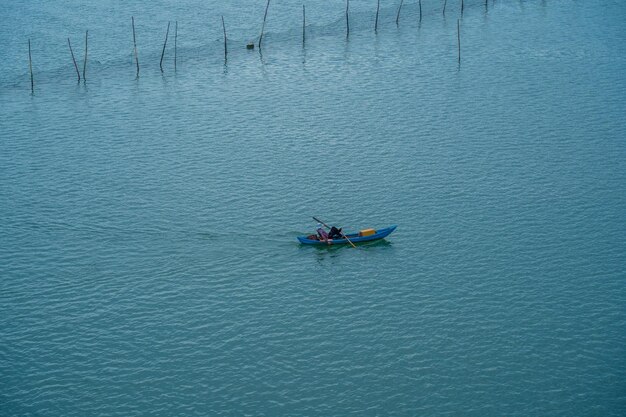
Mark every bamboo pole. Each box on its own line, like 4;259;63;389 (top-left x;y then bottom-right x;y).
419;0;422;21
160;21;170;72
132;16;139;78
302;5;306;46
259;0;270;49
443;0;447;16
375;0;380;32
396;0;403;26
222;16;227;60
174;21;177;71
83;30;88;82
346;0;350;38
68;38;81;82
461;0;464;15
457;19;461;64
28;39;34;93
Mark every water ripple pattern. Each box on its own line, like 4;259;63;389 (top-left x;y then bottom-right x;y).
1;0;625;416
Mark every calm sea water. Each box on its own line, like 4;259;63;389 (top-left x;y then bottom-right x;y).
1;0;625;415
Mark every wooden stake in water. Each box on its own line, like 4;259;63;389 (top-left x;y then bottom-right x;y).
419;0;423;22
443;0;447;16
259;0;270;49
67;38;81;83
375;0;380;32
174;21;178;71
346;0;350;38
461;0;464;16
396;0;404;26
302;5;306;46
457;19;461;64
132;16;139;78
28;39;34;93
83;30;88;82
222;16;227;61
160;21;170;72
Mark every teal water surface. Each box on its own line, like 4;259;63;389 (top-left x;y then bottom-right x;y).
1;1;625;415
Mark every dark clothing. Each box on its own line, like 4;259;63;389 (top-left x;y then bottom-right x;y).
328;226;343;240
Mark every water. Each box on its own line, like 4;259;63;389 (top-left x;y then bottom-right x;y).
1;0;625;415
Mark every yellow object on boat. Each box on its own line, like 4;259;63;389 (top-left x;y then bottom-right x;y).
359;228;376;237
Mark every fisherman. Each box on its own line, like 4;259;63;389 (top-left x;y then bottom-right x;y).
316;224;329;241
327;226;343;240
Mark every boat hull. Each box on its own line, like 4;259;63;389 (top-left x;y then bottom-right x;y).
297;225;397;245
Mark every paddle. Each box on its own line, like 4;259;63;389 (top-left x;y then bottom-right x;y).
312;216;357;248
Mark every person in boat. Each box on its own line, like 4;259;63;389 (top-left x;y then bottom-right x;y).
328;226;343;240
316;224;329;241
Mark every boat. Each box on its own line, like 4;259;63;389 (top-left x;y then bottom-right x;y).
297;225;397;245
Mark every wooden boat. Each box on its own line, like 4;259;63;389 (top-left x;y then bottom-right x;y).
297;225;397;245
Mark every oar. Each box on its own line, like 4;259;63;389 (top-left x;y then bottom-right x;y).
312;216;357;248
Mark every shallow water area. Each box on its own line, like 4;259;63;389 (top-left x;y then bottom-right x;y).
1;0;625;416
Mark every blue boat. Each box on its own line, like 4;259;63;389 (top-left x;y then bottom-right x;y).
297;225;397;245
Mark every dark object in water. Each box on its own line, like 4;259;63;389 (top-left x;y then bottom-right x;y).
247;42;255;50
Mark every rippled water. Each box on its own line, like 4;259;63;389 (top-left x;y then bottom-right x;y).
1;0;625;415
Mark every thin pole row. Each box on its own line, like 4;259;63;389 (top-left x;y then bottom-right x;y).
68;37;81;82
396;0;404;26
222;16;227;60
259;0;270;49
31;1;475;90
160;21;170;72
28;39;34;93
132;16;139;78
83;30;88;82
375;0;380;32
